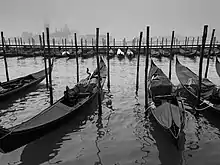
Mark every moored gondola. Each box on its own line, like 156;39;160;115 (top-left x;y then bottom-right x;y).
147;59;185;146
175;57;220;112
116;49;125;60
108;48;115;59
126;48;135;60
179;48;197;59
215;56;220;78
0;57;107;153
0;61;54;101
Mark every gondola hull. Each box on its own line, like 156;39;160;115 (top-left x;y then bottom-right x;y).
0;67;51;101
0;57;106;153
147;59;185;142
175;57;220;112
0;90;101;153
216;57;220;78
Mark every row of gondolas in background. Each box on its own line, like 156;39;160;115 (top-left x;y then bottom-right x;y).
0;25;220;153
1;45;220;60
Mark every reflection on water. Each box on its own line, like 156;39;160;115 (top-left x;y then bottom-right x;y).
19;99;98;165
1;55;220;165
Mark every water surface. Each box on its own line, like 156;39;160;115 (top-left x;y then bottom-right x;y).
0;55;220;165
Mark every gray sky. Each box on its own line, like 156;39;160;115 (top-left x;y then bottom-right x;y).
0;0;219;40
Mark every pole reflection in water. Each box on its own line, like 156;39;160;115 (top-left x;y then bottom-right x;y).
18;99;98;165
94;115;104;165
149;114;186;165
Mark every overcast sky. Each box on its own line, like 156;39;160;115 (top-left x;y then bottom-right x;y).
0;0;219;40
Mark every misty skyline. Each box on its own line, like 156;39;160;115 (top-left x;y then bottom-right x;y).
0;0;220;40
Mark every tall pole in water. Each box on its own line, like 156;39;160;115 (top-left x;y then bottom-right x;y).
204;29;215;78
74;33;79;83
169;31;174;80
15;37;18;55
107;32;110;91
136;32;143;94
96;28;102;115
145;26;150;109
1;32;9;82
42;32;49;89
46;27;54;105
197;25;208;107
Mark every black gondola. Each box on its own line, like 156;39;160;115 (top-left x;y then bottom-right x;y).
147;59;185;144
175;57;220;112
0;62;53;101
0;57;107;153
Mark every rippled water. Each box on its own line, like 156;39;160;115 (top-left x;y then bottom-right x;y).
0;55;220;165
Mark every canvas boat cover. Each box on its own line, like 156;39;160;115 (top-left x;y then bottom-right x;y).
176;58;216;99
153;102;181;129
149;60;173;97
117;49;124;55
216;57;220;78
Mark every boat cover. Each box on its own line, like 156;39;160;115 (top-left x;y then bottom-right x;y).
153;102;181;128
149;61;173;97
176;58;216;99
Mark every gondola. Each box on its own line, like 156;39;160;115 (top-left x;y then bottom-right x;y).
66;53;76;60
151;49;162;59
116;49;125;60
179;48;197;59
0;57;107;153
147;59;185;145
215;56;220;78
0;61;54;101
108;49;115;59
175;57;220;112
81;50;95;59
126;48;135;60
159;49;172;58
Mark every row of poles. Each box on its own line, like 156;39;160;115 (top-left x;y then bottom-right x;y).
0;35;217;50
134;25;215;108
1;25;216;115
1;27;105;115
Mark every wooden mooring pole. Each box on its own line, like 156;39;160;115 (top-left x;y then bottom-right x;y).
196;36;200;52
136;31;143;94
74;33;79;83
1;32;9;82
52;38;56;56
151;37;152;48
65;38;67;51
46;27;53;105
28;38;31;47
62;38;64;49
145;26;150;108
187;37;189;48
39;35;43;59
39;35;42;48
191;37;195;51
96;28;102;115
8;38;10;46
71;39;74;54
156;38;158;48
18;38;21;54
197;25;208;107
169;31;174;80
92;38;94;47
20;38;23;47
107;32;110;91
185;37;187;48
14;37;18;55
42;32;49;90
81;38;83;55
204;28;215;78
